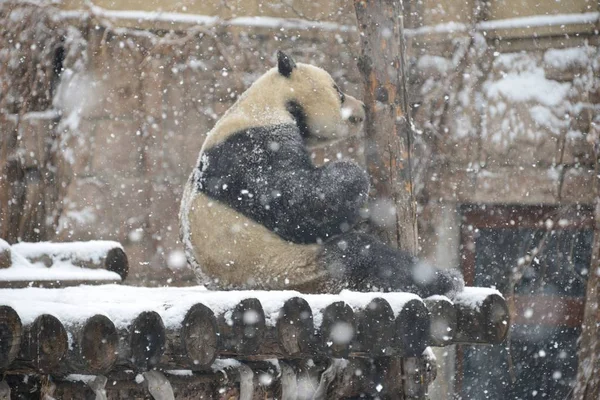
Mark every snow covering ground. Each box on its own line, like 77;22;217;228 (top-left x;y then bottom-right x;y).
0;284;428;329
0;240;122;282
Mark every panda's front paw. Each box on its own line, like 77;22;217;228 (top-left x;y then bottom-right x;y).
433;268;465;299
322;160;370;202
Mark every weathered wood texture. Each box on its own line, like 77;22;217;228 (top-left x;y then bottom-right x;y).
453;292;510;344
117;311;166;371
573;139;600;400
424;296;457;346
163;303;218;370
60;314;119;375
354;0;417;253
0;305;21;369
12;314;68;374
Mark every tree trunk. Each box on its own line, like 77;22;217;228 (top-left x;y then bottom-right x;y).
354;0;417;254
573;134;600;400
354;1;420;398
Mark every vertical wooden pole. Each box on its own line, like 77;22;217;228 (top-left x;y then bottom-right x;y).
573;133;600;400
354;0;417;254
354;1;424;399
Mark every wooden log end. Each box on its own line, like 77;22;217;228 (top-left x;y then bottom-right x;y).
229;298;265;355
80;315;119;374
454;290;510;344
355;297;394;356
26;314;68;373
182;303;218;369
104;247;129;280
276;297;315;356
129;311;166;371
424;296;457;346
0;305;22;369
320;301;356;358
394;299;430;357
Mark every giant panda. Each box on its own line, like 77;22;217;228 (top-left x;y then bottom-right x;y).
180;51;463;297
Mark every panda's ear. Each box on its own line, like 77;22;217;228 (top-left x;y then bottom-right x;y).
277;50;296;78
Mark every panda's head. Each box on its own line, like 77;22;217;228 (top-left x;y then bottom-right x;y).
273;51;365;142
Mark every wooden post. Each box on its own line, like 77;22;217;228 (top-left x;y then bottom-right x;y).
354;0;417;253
573;134;600;400
354;1;422;397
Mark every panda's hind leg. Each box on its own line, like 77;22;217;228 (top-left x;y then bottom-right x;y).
320;232;464;298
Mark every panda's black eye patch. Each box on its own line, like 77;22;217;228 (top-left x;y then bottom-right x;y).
334;84;345;104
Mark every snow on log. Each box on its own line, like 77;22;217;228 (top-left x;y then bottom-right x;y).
163;303;218;370
61;314;119;375
424;296;457;346
453;287;510;344
10;241;128;281
0;240;10;269
117;311;166;371
14;314;68;374
0;305;21;369
218;298;266;355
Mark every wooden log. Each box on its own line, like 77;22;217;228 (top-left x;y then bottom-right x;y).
0;239;10;269
394;299;430;357
0;305;21;369
424;296;457;346
453;288;510;344
277;297;315;356
218;298;265;355
13;314;68;374
256;297;316;359
62;314;119;374
354;297;395;356
11;241;129;280
117;311;166;371
162;303;218;370
319;302;356;358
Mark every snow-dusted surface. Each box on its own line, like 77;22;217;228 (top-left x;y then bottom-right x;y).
406;11;599;37
0;241;123;282
0;285;428;329
453;287;503;310
59;5;357;33
12;240;122;263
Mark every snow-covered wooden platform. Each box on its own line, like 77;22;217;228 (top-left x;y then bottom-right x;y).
0;284;508;398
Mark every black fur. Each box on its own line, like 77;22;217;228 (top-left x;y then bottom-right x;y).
277;50;296;78
197;124;369;244
320;232;465;297
285;100;310;139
